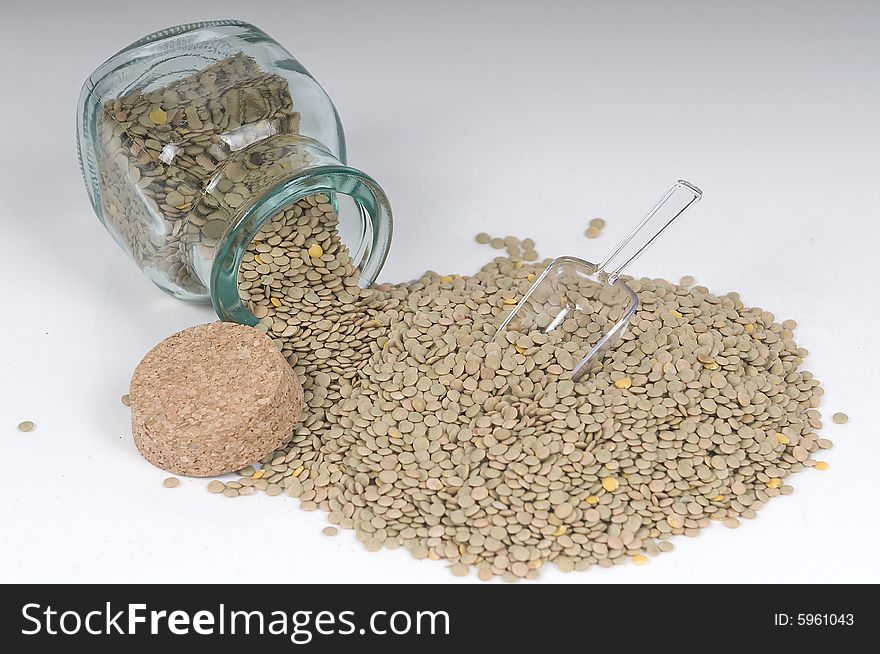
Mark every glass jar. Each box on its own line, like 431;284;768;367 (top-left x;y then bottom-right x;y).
77;20;392;325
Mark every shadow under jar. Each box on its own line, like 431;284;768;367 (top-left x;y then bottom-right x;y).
77;20;392;325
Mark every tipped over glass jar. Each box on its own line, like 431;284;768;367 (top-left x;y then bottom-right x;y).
77;20;392;324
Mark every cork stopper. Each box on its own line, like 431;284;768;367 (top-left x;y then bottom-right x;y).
129;322;303;477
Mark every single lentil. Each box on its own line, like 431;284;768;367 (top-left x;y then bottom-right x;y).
450;563;469;577
602;477;619;492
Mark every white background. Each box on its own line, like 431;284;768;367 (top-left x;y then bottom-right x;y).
1;0;877;583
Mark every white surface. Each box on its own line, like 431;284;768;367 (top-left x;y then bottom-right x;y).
1;0;878;583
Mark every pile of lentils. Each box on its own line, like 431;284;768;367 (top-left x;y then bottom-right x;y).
207;197;833;580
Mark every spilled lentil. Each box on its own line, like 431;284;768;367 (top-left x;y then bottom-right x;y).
586;217;606;239
218;198;832;579
475;233;538;262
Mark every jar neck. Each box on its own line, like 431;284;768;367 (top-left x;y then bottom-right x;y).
202;134;392;324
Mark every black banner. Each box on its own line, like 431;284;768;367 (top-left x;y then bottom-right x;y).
0;584;871;650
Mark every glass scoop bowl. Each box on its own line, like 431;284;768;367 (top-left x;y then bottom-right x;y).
495;180;702;381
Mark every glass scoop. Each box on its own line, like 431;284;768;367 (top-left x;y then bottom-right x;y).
495;180;703;381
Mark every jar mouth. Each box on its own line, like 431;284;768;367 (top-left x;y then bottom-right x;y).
210;165;393;325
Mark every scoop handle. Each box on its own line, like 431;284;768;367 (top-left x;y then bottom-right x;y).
597;180;702;281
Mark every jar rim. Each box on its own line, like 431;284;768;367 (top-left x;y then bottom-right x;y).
115;20;258;57
210;164;393;325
